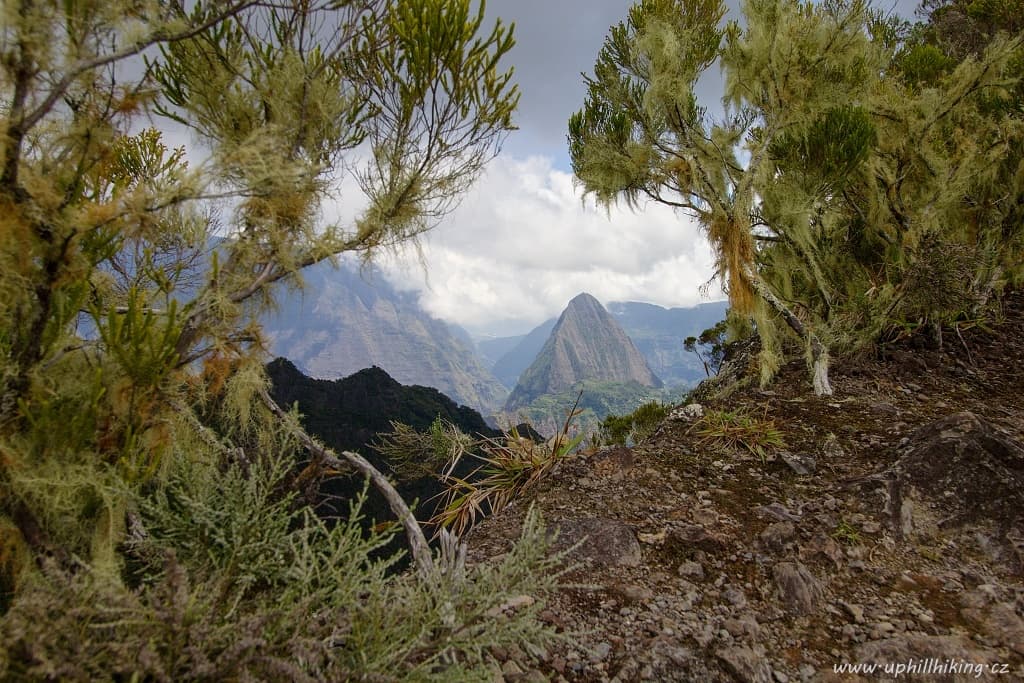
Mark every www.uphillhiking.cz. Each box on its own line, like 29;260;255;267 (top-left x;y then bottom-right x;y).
832;657;1012;678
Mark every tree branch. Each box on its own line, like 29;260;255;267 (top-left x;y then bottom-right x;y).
256;387;435;580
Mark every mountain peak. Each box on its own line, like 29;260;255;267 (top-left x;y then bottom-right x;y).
504;294;661;410
567;292;601;307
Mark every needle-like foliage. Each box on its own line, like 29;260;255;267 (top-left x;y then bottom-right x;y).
0;1;559;677
570;0;1024;395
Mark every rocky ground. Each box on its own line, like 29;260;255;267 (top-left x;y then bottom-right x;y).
464;290;1024;682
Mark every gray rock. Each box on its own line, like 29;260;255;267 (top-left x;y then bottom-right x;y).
723;586;748;609
773;562;825;615
780;451;817;475
552;518;642;567
892;412;1024;533
723;616;760;640
962;602;1024;656
760;522;797;552
678;560;705;580
757;503;802;523
717;645;774;683
590;641;612;662
669;523;729;554
840;601;865;624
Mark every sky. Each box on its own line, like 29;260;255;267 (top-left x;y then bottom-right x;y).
378;0;722;337
370;0;921;337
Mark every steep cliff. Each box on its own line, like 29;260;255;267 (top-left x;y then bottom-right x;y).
262;261;508;415
607;300;729;386
505;293;661;410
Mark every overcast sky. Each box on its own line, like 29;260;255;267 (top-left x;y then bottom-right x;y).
371;0;922;337
373;1;712;337
206;0;909;341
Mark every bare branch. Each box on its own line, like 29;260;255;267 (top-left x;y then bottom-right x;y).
257;387;436;580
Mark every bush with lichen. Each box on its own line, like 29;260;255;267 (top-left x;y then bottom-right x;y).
1;437;563;680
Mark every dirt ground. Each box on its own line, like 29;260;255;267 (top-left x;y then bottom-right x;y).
464;290;1024;682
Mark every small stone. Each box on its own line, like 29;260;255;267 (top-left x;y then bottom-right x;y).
590;642;612;662
716;645;774;683
757;502;802;522
772;562;825;615
723;616;760;639
616;584;655;604
869;622;896;640
841;601;866;624
723;586;748;608
861;521;881;534
760;521;796;552
692;507;719;526
669;523;728;554
678;560;705;580
780;451;816;476
501;660;524;677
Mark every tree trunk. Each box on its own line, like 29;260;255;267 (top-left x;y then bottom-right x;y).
742;264;834;397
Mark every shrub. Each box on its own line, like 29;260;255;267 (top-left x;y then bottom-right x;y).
599;400;672;446
1;447;562;681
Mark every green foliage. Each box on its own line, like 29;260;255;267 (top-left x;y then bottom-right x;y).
831;520;861;545
374;416;476;479
0;2;557;677
2;472;561;681
599;400;672;446
691;408;786;463
571;0;1024;394
432;407;585;537
684;317;731;377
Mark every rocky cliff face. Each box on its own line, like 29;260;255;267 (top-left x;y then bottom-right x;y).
262;261;508;416
505;293;661;410
606;300;729;387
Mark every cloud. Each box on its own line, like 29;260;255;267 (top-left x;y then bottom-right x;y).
379;155;723;336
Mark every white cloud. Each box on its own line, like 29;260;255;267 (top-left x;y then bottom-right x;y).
378;155;723;336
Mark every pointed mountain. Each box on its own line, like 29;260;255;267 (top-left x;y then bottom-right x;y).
504;293;661;410
487;317;557;388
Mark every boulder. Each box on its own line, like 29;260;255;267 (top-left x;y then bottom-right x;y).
892;412;1024;533
772;561;825;615
716;645;774;683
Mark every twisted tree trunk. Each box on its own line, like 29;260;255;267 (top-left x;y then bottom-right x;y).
743;264;834;396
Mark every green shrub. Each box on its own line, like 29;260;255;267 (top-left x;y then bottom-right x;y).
1;446;562;681
599;400;672;446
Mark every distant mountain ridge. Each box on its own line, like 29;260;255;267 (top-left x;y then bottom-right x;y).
486;318;557;389
607;300;729;386
505;293;661;410
266;358;500;456
262;260;508;416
